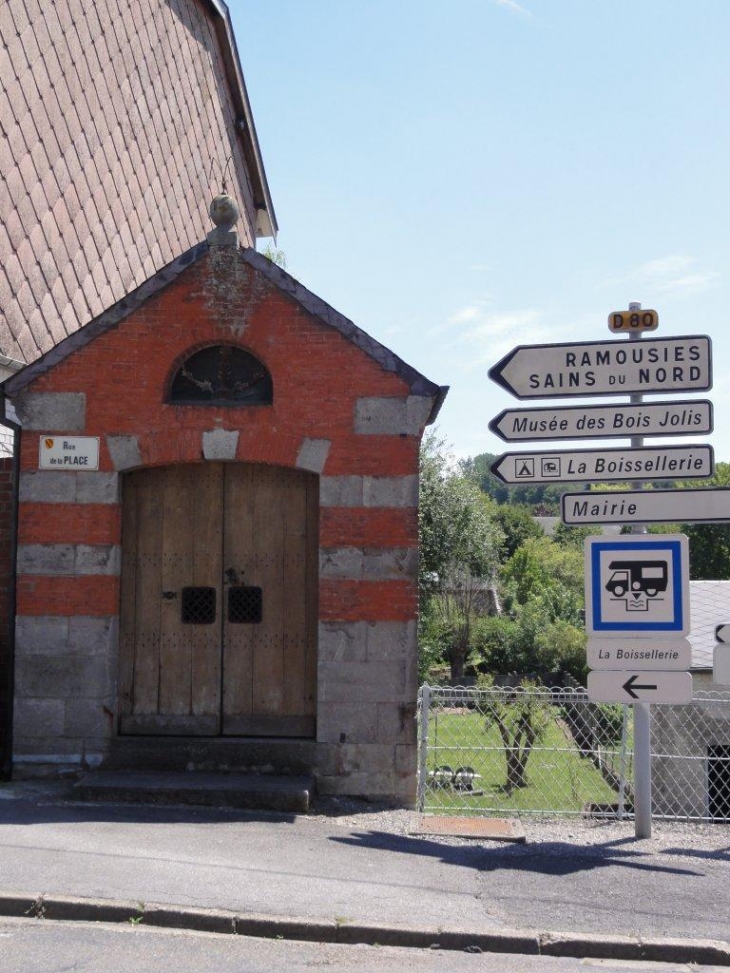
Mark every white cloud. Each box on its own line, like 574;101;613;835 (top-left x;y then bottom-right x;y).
601;254;719;299
492;0;532;17
442;306;550;368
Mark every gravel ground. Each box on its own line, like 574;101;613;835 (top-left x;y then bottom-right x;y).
311;794;730;858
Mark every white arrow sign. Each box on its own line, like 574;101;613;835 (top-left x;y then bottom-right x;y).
562;487;730;526
587;638;691;671
489;400;713;443
588;670;692;704
488;335;712;400
716;625;730;644
490;444;713;485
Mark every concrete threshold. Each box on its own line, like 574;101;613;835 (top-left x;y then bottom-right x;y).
73;771;315;813
1;892;729;966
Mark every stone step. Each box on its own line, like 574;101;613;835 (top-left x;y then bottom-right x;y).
102;737;319;776
73;771;315;813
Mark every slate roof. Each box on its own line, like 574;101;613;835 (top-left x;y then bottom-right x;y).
0;0;275;364
689;580;730;671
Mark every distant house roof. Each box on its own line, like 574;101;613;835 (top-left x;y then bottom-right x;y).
0;0;276;364
689;580;730;671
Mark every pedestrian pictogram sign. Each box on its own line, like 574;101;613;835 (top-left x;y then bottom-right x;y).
584;535;690;637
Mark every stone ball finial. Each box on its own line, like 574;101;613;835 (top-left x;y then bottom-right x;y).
209;194;239;230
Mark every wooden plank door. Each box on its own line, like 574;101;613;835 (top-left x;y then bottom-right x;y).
119;463;318;738
119;465;224;735
221;465;318;737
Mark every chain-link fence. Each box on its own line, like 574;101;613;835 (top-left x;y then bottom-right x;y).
417;684;730;821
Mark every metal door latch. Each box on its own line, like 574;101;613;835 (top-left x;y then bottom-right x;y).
161;591;177;600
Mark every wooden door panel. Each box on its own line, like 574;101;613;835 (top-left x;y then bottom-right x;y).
222;465;317;737
120;465;223;736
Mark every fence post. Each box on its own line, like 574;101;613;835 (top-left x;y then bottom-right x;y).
617;703;629;821
417;683;431;812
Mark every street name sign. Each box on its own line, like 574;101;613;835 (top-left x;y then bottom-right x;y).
608;309;659;333
562;487;730;526
716;626;730;644
490;444;713;485
39;436;100;470
587;670;692;704
714;646;730;686
489;399;713;443
587;638;691;671
488;335;712;400
584;535;690;637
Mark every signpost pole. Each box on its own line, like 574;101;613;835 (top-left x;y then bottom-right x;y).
628;303;652;839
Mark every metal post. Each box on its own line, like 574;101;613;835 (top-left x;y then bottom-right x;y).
617;703;629;821
628;302;652;838
417;683;431;811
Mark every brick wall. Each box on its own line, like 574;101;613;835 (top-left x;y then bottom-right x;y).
6;243;439;801
0;455;16;778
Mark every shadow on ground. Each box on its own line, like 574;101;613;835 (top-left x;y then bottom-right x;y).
330;830;703;877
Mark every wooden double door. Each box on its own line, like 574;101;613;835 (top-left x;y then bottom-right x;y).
119;463;318;737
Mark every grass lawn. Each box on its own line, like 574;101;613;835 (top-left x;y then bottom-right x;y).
423;707;628;816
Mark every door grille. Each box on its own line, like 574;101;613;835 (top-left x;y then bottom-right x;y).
181;586;217;624
228;586;263;624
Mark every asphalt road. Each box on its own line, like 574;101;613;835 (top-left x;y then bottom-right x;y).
1;918;724;973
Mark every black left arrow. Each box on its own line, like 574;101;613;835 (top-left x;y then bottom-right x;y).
622;674;658;699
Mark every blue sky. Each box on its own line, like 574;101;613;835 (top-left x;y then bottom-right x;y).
230;0;729;462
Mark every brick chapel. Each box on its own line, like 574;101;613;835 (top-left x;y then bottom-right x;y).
0;1;445;803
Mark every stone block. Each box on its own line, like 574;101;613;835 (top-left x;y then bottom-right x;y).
15;615;70;655
320;548;418;580
15;391;86;430
64;698;116;737
395;743;417;775
363;475;418;508
354;396;433;435
13;698;66;737
377;702;417;745
316;771;412;802
317;621;368;664
296;438;330;474
340;743;396;775
320;475;418;508
366;621;417;662
19;471;76;503
17;543;75;575
75;472;119;504
14;655;115;699
19;471;119;503
107;434;142;471
74;545;121;575
316;702;378;744
69;616;118;656
202;428;239;460
318;660;406;704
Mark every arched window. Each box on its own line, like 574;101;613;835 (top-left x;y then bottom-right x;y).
169;345;272;406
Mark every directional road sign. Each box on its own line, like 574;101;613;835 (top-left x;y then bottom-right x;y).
562;487;730;526
489;399;713;443
488;335;712;400
490;444;713;485
608;309;659;333
587;670;692;704
714;646;730;686
587;638;691;671
584;535;690;637
716;625;730;644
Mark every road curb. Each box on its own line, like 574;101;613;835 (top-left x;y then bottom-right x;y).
1;891;729;965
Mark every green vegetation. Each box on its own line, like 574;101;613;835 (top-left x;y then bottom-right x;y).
425;707;620;815
419;438;730;687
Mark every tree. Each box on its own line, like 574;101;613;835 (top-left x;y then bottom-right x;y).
491;504;542;561
478;676;552;793
419;433;503;680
